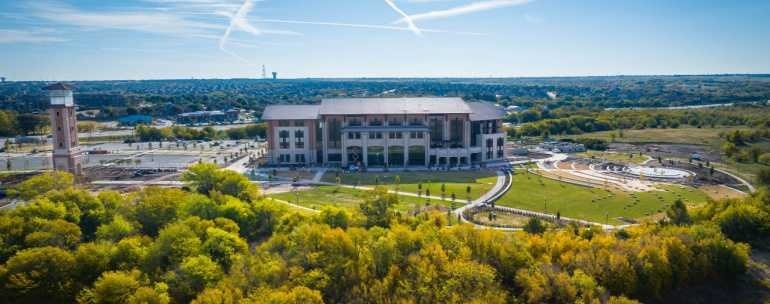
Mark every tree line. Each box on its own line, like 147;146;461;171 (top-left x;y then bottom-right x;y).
509;104;770;138
0;110;49;137
134;124;266;142
0;164;764;303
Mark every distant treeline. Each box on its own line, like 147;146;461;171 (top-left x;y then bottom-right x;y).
0;110;49;137
2;75;770;118
509;105;770;138
134;124;266;142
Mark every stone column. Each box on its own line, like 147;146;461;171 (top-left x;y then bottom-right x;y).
362;133;368;167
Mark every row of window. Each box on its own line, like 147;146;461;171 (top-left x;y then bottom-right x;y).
346;131;425;140
278;130;305;149
277;120;305;127
278;154;306;163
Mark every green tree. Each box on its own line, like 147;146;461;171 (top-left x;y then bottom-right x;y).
0;246;77;303
359;187;397;228
133;187;185;236
666;199;691;225
10;171;74;200
201;227;248;270
523;217;546;234
165;255;223;303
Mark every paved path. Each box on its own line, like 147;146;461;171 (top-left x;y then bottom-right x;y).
311;168;326;183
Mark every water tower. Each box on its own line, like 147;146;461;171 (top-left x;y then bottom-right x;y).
45;83;83;175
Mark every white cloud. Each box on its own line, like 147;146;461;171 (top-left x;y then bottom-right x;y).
0;29;67;44
395;0;534;23
27;2;222;37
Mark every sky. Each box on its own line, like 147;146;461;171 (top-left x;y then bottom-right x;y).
1;0;769;81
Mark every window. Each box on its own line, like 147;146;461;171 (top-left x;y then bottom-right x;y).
347;117;362;126
279;130;290;149
278;120;291;127
388;118;402;126
328;119;341;149
409;117;423;126
429;117;444;148
295;154;306;163
369;132;383;139
389;132;402;139
369;118;383;126
295;130;305;149
348;132;361;139
279;154;291;163
449;118;464;148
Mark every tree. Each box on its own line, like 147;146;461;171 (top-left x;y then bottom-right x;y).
0;246;77;303
133;187;185;236
10;171;74;200
165;255;223;303
96;215;136;242
182;163;220;195
85;270;141;304
666;199;691;225
201;227;248;270
523;217;546;234
359;187;396;228
757;168;770;188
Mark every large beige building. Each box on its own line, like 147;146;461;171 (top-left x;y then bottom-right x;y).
262;98;507;168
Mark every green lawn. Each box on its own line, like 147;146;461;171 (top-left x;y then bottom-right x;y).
496;171;710;225
268;185;454;212
321;170;499;201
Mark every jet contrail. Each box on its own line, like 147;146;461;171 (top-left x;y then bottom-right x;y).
219;0;259;59
394;0;533;24
257;19;487;36
383;0;422;36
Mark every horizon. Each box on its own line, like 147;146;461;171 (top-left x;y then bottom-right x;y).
2;0;770;81
5;73;770;83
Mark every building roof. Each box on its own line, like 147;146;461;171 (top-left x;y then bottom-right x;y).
43;82;73;91
262;105;320;120
467;102;506;121
319;97;470;115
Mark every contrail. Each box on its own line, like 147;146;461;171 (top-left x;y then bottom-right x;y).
257;19;487;36
383;0;422;36
394;0;534;24
219;0;259;60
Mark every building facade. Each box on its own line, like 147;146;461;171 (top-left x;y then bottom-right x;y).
45;83;83;175
262;98;507;167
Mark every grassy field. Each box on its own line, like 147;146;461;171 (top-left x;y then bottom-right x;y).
321;170;499;201
268;185;454;212
576;150;651;165
561;127;747;147
496;170;710;225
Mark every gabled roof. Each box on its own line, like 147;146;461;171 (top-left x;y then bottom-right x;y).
467;102;506;121
262;105;321;120
43;82;73;91
319;97;470;115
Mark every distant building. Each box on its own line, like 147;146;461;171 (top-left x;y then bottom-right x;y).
119;115;153;126
45;83;83;175
176;109;241;125
262;98;507;167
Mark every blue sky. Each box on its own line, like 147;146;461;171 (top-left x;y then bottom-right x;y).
1;0;769;80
